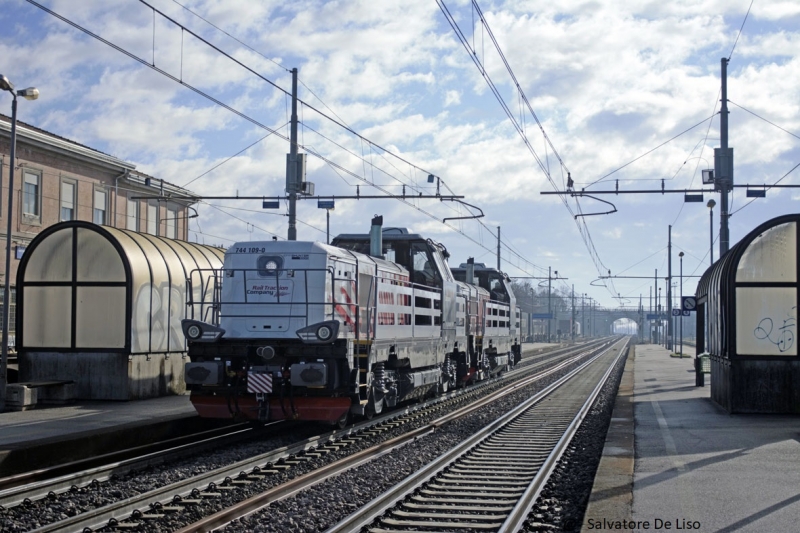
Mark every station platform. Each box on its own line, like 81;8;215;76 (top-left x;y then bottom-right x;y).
0;393;201;476
583;343;800;532
0;342;561;476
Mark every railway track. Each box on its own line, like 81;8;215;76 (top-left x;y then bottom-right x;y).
0;339;613;532
327;337;628;532
169;338;624;533
0;423;262;496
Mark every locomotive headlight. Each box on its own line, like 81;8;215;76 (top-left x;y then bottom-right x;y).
296;320;339;344
316;325;332;341
181;319;225;343
265;260;278;271
186;324;202;339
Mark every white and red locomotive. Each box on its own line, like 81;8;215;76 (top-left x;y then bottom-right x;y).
182;217;521;425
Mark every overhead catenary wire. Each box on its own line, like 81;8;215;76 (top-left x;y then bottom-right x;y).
437;0;620;296
23;0;550;277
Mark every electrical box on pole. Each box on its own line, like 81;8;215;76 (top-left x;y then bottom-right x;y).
713;148;733;191
286;153;307;193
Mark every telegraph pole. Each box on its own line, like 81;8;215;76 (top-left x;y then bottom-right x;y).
287;67;299;241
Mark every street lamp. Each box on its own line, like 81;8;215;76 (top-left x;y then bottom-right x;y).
679;251;684;356
657;287;662;345
707;199;716;265
546;269;558;342
0;74;39;412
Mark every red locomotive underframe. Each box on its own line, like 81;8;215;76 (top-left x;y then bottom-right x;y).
190;394;351;423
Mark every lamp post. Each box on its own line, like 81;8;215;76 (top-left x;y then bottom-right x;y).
707;199;716;265
679;251;684;357
657;287;662;346
0;74;39;412
547;267;558;342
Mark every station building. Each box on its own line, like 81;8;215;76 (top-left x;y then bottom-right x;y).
0;114;198;345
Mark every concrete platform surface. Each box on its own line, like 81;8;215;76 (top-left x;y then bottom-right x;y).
0;393;196;447
584;343;800;533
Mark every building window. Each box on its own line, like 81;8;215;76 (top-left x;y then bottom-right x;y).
147;201;158;236
165;205;177;239
23;171;40;218
93;189;107;225
61;180;76;221
0;288;17;340
126;197;139;231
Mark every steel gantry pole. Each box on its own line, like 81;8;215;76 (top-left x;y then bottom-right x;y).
582;294;585;338
547;267;552;342
571;285;575;344
667;225;673;351
679;252;684;356
497;226;501;271
287;67;299;241
719;57;731;256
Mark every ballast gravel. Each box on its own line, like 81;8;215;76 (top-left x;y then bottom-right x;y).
0;342;622;533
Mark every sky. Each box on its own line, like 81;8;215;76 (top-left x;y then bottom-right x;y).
1;0;799;309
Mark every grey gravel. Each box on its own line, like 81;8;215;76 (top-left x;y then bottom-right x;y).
0;342;618;533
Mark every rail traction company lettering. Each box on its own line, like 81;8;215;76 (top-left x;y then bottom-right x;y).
586;518;701;530
247;284;290;296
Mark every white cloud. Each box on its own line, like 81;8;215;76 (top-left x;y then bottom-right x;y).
444;90;461;107
2;0;798;306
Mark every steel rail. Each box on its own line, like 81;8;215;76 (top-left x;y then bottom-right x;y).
6;342;575;513
0;424;260;508
14;340;607;533
322;338;624;533
502;338;629;531
0;422;256;496
166;341;615;533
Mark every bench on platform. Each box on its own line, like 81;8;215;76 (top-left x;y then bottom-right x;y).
5;381;76;411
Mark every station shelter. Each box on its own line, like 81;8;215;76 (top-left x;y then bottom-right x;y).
695;214;800;413
16;221;223;400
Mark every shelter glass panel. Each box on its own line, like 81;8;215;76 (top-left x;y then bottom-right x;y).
736;222;796;283
23;227;72;282
735;287;797;356
76;228;126;282
130;235;170;352
23;286;71;347
76;286;126;348
140;236;187;352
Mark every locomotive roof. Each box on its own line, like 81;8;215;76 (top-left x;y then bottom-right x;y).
453;263;502;273
332;231;426;242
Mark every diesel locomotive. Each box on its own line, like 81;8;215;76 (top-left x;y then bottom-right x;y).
182;216;521;426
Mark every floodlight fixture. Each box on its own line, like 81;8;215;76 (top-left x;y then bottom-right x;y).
18;87;38;101
0;74;13;92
